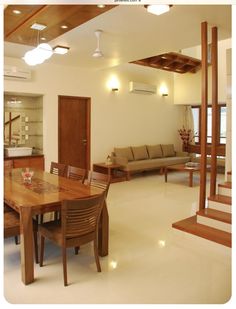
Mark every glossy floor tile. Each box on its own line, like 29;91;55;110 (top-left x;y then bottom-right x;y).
4;172;231;304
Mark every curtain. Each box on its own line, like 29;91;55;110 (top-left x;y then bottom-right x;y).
183;106;195;145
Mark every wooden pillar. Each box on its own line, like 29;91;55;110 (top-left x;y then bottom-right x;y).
199;21;208;210
210;27;218;196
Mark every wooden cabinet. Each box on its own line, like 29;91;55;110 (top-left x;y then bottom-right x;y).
5;155;44;170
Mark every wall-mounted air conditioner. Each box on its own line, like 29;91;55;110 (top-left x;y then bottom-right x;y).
4;66;31;81
129;81;156;95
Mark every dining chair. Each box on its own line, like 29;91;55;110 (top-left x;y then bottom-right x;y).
66;165;86;182
4;210;39;263
39;193;105;286
87;171;110;197
50;162;67;177
46;162;67;222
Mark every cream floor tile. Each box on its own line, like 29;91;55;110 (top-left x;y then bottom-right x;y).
4;172;231;304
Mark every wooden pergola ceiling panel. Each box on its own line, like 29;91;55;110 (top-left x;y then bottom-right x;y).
4;5;115;46
131;52;201;74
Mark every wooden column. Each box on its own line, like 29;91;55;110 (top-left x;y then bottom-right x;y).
199;21;208;210
210;26;218;196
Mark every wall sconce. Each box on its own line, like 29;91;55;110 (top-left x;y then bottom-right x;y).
107;75;120;92
159;84;168;97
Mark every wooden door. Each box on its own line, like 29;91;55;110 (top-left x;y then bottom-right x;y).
58;96;90;170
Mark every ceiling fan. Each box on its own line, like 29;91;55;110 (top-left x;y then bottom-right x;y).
92;29;103;58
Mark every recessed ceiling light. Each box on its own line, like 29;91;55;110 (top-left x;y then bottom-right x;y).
53;45;70;55
61;25;68;29
40;37;46;41
97;4;105;8
12;9;21;15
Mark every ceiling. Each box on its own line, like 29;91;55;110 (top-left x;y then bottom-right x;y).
4;5;231;70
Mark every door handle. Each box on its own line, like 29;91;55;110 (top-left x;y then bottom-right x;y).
82;139;87;145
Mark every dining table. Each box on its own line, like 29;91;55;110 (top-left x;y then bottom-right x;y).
4;168;109;285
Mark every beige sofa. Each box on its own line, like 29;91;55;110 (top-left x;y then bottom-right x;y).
112;144;190;180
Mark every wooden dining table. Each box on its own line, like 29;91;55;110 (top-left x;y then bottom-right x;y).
4;168;109;285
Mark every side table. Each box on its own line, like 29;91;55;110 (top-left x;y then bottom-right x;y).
93;163;126;183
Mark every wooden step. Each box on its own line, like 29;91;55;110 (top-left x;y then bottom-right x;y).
172;216;231;247
218;182;232;189
197;209;231;233
218;182;232;197
208;194;231;204
208;194;232;213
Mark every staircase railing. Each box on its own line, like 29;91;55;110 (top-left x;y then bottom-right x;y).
199;22;218;210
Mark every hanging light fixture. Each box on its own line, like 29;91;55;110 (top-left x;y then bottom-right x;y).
145;5;172;16
23;23;54;66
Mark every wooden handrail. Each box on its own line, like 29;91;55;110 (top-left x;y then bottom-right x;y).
199;21;208;210
210;27;218;196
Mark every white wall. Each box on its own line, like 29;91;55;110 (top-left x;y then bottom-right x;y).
174;38;231;105
4;57;184;170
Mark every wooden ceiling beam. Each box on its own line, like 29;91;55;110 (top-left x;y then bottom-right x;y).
4;5;48;39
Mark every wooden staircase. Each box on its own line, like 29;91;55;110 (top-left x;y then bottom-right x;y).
172;171;232;248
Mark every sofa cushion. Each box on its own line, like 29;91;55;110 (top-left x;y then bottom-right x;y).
161;144;175;157
132;145;149;160
114;147;134;161
147;144;163;159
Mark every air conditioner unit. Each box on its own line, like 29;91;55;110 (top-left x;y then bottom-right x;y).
4;66;31;81
129;81;156;95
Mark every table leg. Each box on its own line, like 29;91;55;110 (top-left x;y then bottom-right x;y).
189;171;193;187
164;167;168;182
19;206;34;285
107;168;111;182
98;201;109;257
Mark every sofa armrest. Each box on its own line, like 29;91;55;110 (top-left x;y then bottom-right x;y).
175;151;189;157
114;156;128;166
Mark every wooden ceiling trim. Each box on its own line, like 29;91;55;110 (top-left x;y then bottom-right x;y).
4;5;47;39
131;52;201;74
4;5;115;46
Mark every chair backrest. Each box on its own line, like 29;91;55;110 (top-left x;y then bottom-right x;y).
50;162;67;177
87;171;110;197
61;193;105;239
67;166;86;182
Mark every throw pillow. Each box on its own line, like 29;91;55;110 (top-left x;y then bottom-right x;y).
114;147;134;161
161;144;175;157
147;144;163;159
132;146;149;160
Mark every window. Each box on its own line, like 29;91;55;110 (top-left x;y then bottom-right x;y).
191;105;226;145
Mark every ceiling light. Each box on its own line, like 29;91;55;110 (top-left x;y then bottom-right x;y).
12;9;21;15
53;45;70;55
40;37;46;41
30;23;47;31
145;5;171;16
61;25;68;29
23;43;53;66
97;4;105;8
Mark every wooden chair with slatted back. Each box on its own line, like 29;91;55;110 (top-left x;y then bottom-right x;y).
87;171;110;197
4;210;39;263
48;162;67;222
50;162;67;177
66;166;86;182
39;193;105;286
86;171;110;257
